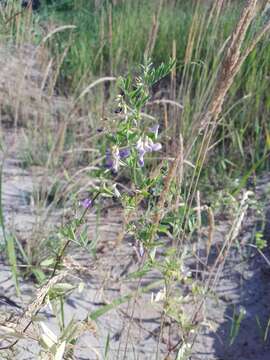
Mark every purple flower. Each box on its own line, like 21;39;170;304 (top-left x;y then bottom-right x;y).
119;148;131;159
150;142;162;151
133;240;145;260
136;138;147;167
139;242;145;257
105;149;113;169
106;146;130;172
136;137;162;167
81;198;92;209
149;124;159;139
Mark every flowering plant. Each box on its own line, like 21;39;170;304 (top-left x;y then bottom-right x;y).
84;60;176;252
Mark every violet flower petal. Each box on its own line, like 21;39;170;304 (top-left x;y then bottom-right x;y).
119;148;130;159
144;138;153;152
81;198;92;209
138;156;145;167
105;149;113;168
136;138;144;151
151;142;162;152
139;243;145;257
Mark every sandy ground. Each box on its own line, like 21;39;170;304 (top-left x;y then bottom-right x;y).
0;128;270;359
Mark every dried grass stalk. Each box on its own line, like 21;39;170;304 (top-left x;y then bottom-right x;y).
144;0;163;59
0;272;67;350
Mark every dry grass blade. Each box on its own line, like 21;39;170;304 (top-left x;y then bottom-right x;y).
146;99;184;110
40;25;76;45
144;0;163;59
151;134;184;233
0;272;67;350
76;76;117;103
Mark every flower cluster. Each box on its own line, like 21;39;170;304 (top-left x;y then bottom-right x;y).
136;136;162;167
105;124;162;171
106;146;130;173
82;124;162;210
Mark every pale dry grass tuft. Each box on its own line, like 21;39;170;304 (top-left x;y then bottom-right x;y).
0;43;72;129
0;44;49;127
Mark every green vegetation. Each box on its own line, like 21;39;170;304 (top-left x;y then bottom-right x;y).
0;0;269;358
38;0;270;179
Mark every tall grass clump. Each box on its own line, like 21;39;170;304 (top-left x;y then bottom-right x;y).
40;0;270;179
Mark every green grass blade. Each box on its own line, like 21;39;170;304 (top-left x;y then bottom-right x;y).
89;280;163;321
0;162;7;247
232;152;270;196
104;333;111;359
7;234;20;296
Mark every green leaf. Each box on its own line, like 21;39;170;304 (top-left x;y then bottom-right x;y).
88;280;163;321
90;294;131;321
104;333;110;359
50;283;75;295
232;151;269;195
7;234;20;296
0;163;7;246
40;258;55;267
32;268;46;283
